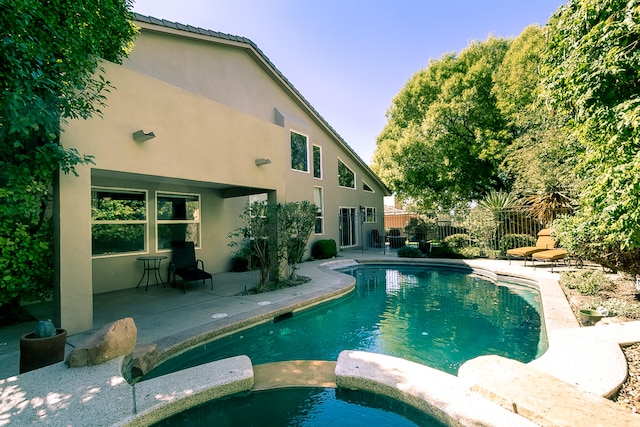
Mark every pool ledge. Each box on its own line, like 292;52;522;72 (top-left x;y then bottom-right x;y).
336;350;537;427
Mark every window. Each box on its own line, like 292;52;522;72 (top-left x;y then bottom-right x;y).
314;187;324;234
156;192;201;250
313;145;322;179
363;207;377;223
362;180;374;192
338;159;355;188
91;188;147;256
290;131;308;172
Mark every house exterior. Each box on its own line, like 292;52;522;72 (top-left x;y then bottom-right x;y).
55;14;390;334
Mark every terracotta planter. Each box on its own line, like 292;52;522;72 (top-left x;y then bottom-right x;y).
19;328;67;373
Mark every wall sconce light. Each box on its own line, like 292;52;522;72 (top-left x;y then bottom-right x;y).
132;130;156;142
255;158;272;166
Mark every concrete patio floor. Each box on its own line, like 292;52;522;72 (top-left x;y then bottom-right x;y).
1;250;640;426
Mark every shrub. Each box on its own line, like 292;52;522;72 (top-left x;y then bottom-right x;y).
458;246;481;259
429;243;465;259
585;298;640;320
404;217;434;241
444;234;470;250
499;234;537;255
559;270;611;296
397;246;423;258
311;239;337;259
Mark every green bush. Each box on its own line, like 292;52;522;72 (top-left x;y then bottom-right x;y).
499;234;537;255
444;234;470;250
397;246;423;258
585;298;640;320
559;270;611;296
458;246;481;259
429;244;465;259
311;239;337;259
403;217;434;241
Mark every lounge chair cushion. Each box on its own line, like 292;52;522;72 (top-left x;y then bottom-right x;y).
506;229;557;257
532;249;568;261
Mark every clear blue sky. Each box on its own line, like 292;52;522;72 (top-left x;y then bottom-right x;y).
132;0;567;164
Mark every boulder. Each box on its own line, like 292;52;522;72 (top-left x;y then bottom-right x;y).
67;317;137;367
130;343;158;378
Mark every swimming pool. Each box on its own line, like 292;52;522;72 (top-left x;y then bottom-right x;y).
145;264;546;379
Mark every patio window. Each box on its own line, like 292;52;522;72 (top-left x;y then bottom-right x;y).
91;188;147;256
156;192;201;250
313;145;322;179
363;207;377;223
290;131;308;172
338;159;355;189
314;186;324;234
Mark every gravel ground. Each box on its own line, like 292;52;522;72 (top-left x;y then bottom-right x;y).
617;343;640;413
559;271;640;414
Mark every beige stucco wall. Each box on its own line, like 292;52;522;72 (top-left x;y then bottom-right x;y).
125;25;387;244
57;23;387;333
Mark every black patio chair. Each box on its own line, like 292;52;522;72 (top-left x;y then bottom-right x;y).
169;241;213;294
371;229;383;248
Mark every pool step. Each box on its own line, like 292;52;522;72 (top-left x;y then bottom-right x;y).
253;360;337;391
458;355;640;427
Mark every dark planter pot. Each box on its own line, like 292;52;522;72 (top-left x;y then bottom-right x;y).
389;236;406;249
19;328;67;373
418;240;431;255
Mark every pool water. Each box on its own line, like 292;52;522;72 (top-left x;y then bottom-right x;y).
152;387;445;427
146;265;545;378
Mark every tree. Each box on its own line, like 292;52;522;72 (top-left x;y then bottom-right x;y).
228;201;278;291
543;0;640;273
0;1;137;308
228;201;317;290
492;25;580;218
279;201;317;280
371;37;511;209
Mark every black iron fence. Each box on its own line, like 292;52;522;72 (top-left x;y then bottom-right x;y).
371;207;570;258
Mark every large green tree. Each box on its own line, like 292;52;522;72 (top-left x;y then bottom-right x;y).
544;0;640;272
0;0;137;309
371;37;510;210
493;25;580;220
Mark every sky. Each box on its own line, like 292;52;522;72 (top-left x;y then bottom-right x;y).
132;0;568;164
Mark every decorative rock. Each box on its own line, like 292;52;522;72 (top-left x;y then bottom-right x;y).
67;317;137;367
131;343;158;378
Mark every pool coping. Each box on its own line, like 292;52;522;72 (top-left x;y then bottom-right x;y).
2;256;640;426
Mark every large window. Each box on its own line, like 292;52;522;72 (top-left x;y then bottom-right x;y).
314;187;324;234
338;159;355;188
290;131;308;172
313;145;322;179
156;192;201;250
91;188;147;256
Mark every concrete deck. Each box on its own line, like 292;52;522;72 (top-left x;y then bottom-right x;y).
1;250;639;426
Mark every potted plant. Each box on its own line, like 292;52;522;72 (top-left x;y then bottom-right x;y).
19;319;67;373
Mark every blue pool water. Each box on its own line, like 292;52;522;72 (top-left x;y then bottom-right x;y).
152;387;444;427
146;265;545;378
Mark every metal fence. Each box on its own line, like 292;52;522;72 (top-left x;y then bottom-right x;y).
377;208;570;258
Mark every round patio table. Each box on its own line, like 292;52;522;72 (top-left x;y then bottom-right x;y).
136;256;168;291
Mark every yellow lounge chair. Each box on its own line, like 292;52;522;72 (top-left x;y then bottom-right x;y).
506;229;557;266
532;248;568;272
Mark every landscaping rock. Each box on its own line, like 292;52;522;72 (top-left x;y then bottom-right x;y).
131;343;158;377
67;317;137;367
